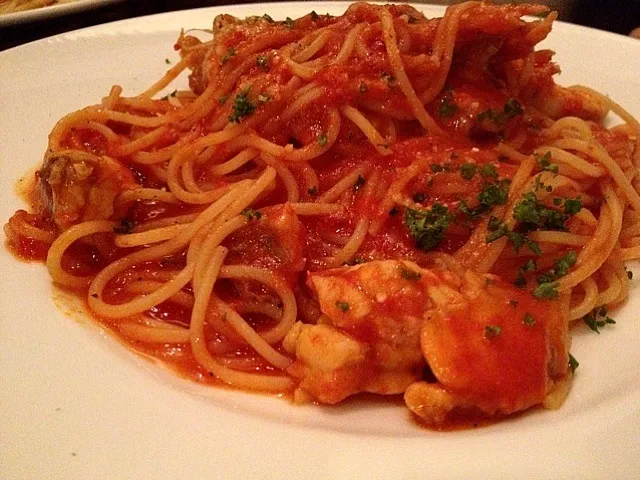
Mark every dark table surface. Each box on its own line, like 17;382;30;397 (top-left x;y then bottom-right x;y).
2;0;639;52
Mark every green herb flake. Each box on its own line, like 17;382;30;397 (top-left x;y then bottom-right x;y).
353;174;366;191
583;307;616;334
536;251;577;285
336;301;350;312
114;219;136;234
412;192;426;203
533;281;559;299
479;164;498;179
400;267;422;281
284;17;295;29
460;163;477;180
310;10;319;21
241;208;262;221
317;132;328;147
381;72;396;87
262;14;274;22
228;88;256;123
536;151;559;173
307;186;318;197
504;98;524;118
437;93;459;118
218;95;229;105
256;54;270;71
523;312;536;326
430;163;444;173
564;197;583;215
484;325;502;339
568;353;579;373
165;58;171;64
478;180;509;207
221;47;236;65
509;299;519;308
405;204;452;252
359;82;368;94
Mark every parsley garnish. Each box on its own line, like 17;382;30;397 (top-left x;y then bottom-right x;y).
523;312;536;326
564;197;582;215
241;208;262;221
536;251;577;285
486;217;541;255
221;47;236;65
504;98;524;117
437;92;458;118
532;281;559;299
405;204;452;252
310;10;319;21
568;353;579;373
400;267;422;281
509;299;519;308
381;72;396;87
477;98;524;128
256;55;269;71
536;151;558;173
460;163;476;180
484;325;502;339
307;186;318;197
335;301;350;312
479;164;498;179
514;259;537;288
218;95;229;105
228;88;256;123
262;14;274;22
513;191;567;231
430;163;443;173
317;132;328;147
359;82;368;93
583;307;616;333
284;17;295;29
478;180;510;207
114;219;136;234
407;15;419;24
412;192;426;203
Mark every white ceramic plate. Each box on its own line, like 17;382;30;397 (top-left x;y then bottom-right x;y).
1;3;639;479
0;0;122;27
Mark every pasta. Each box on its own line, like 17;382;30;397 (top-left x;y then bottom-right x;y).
5;2;640;428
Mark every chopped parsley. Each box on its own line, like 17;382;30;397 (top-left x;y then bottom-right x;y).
317;132;328;147
221;47;236;65
486;217;541;255
478;180;510;207
114;218;136;234
335;301;350;312
256;55;270;71
459;163;477;180
241;208;262;221
359;82;368;93
407;15;419;24
479;164;498;179
310;10;319;21
514;259;537;288
536;151;558;173
568;353;579;373
437;92;458;118
430;163;444;173
307;186;318;197
509;299;519;308
381;71;396;87
583;307;616;333
400;267;422;281
513;191;567;231
532;281;559;299
564;197;582;215
477;98;524;128
412;192;426;203
262;13;274;22
504;98;524;117
523;312;536;326
353;174;366;191
228;88;256;123
284;17;295;29
536;251;577;285
484;325;502;339
218;95;229;105
405;204;452;252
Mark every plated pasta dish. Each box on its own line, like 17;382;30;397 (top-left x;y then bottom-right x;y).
5;1;640;428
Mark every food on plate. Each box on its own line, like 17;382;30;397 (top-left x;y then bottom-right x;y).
0;0;60;15
5;1;640;428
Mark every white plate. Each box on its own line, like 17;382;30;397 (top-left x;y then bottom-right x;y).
1;3;639;479
0;0;122;27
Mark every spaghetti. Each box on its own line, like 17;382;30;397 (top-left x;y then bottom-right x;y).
5;2;640;428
